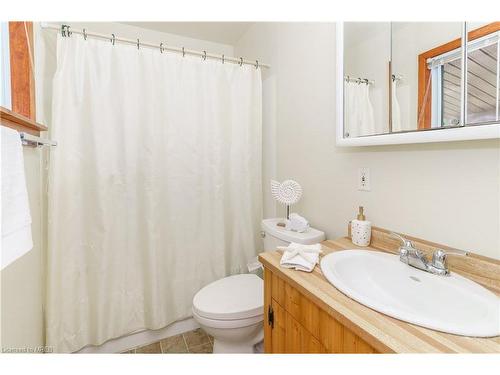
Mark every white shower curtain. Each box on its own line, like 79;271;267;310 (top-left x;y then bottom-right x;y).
344;81;375;137
47;34;262;352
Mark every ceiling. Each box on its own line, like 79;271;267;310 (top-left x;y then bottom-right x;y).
121;22;254;45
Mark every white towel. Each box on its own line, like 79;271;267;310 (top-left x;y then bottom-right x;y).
278;242;322;273
391;80;402;132
1;126;33;269
345;81;375;137
285;213;310;233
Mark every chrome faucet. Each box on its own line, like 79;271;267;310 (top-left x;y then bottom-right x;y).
390;232;468;276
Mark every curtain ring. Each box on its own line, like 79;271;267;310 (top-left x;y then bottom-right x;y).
182;47;185;57
111;34;115;45
221;54;225;64
239;57;243;66
255;60;259;69
83;28;87;40
202;50;207;61
137;39;140;50
160;42;164;53
61;25;71;37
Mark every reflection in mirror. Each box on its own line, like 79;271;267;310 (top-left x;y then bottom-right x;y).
466;22;500;125
391;22;463;132
343;22;391;137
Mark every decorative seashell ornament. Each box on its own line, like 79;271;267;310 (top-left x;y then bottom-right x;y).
271;179;302;220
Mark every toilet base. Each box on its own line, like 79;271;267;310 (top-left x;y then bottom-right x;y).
199;321;264;353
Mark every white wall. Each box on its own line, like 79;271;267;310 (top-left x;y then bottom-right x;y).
235;22;500;260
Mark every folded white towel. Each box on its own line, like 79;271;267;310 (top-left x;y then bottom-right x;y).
1;126;33;269
278;242;322;272
285;213;310;233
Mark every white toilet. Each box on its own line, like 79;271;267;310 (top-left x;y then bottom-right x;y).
192;218;325;353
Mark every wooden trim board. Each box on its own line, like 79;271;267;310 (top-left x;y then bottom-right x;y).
9;21;36;121
1;106;47;135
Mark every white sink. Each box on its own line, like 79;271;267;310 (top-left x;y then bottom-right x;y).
320;250;500;337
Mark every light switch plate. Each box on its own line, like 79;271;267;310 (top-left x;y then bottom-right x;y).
358;168;371;191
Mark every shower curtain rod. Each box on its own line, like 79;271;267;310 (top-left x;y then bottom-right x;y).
344;75;374;85
40;22;270;69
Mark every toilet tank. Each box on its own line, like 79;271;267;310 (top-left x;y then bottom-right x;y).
261;218;326;251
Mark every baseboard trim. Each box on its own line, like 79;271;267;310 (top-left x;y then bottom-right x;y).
76;318;200;354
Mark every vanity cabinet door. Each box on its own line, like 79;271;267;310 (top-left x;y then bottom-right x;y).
284;310;326;353
263;267;327;353
263;266;378;354
268;298;326;353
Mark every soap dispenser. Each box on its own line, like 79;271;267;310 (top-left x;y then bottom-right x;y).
351;206;371;246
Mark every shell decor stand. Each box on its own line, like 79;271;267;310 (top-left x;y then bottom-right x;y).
270;179;302;227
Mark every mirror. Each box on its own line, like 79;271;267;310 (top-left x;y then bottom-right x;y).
341;22;500;143
391;22;463;132
343;22;391;137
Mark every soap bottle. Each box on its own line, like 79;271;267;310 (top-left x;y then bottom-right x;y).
351;206;371;246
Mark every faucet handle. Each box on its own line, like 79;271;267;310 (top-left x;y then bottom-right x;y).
431;248;469;270
389;232;414;248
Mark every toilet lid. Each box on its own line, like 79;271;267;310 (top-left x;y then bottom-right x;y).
193;274;263;320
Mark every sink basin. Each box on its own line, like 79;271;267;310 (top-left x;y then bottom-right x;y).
320;250;500;337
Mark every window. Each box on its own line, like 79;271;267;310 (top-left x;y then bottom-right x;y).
418;22;500;129
1;22;12;109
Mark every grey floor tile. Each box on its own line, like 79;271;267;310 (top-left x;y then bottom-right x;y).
136;342;162;354
183;328;210;348
160;334;188;353
188;342;213;354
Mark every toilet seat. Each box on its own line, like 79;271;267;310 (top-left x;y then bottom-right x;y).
192;308;263;329
193;274;263;321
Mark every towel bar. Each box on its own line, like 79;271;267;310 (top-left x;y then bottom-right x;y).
20;132;57;148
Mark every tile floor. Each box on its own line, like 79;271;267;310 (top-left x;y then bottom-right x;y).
122;328;213;354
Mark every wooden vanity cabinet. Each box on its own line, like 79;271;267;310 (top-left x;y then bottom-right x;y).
263;267;377;354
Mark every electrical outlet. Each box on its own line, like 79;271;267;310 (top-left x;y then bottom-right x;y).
358;168;371;191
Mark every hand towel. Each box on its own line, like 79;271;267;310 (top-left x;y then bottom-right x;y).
285;213;310;233
1;126;33;269
278;242;322;272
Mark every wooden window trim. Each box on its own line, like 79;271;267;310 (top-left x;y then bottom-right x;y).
417;22;500;129
0;21;47;135
0;106;47;135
